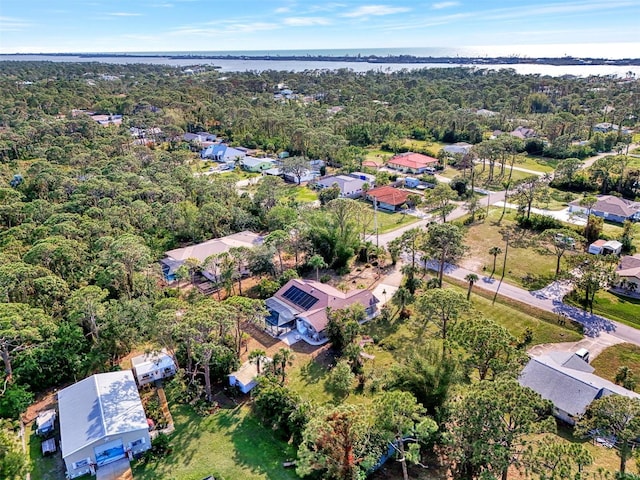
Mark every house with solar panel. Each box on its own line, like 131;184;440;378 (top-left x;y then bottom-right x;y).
58;370;151;478
265;278;379;344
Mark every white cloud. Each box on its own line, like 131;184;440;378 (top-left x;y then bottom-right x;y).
275;7;291;13
107;12;143;17
170;21;278;37
341;5;411;18
283;16;331;26
481;0;638;21
431;1;459;9
0;15;32;31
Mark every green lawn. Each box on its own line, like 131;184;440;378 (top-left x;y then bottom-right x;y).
370;209;421;234
438;165;534;189
592;343;640;388
133;405;298;480
401;138;445;156
285;185;318;203
514;155;559;173
445;280;582;344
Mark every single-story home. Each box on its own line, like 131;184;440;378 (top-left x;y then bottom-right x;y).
266;279;378;344
587;239;623;255
161;231;263;282
569;195;640;223
348;171;376;184
387;152;439;174
229;358;272;394
617;254;640;295
442;142;473;155
362;160;382;169
366;185;410;212
241;157;275;172
592;122;632;135
183;132;216;144
201;143;247;162
510;126;536;139
519;352;640;425
131;349;177;386
58;371;151;478
91;114;123;127
283;169;320;184
316;175;368;198
36;409;56;436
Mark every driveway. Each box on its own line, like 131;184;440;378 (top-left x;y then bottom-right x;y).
527;332;624;359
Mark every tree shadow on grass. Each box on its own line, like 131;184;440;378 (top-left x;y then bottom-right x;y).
299;358;330;386
229;410;298;480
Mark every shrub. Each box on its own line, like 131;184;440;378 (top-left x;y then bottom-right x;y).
319;274;331;283
516;213;562;232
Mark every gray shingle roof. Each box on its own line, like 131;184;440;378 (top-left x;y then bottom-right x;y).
519;354;640;418
58;371;148;458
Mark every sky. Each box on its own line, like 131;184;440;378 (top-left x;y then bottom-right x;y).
1;0;640;57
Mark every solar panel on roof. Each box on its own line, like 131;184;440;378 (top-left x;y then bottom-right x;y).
282;286;319;310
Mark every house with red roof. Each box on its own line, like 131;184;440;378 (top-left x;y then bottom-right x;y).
365;185;410;211
265;279;379;344
387;152;438;174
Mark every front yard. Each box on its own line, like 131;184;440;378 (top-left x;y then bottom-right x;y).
566;289;640;328
592;343;640;387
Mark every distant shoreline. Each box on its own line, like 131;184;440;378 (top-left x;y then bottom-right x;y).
3;52;640;67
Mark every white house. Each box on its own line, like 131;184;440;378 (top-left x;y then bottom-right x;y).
131;349;177;386
588;239;623;255
228;358;272;394
519;352;640;425
58;371;151;478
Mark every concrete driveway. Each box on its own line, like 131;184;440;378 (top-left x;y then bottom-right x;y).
528;331;624;360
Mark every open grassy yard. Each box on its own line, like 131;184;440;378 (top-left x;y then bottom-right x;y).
438;165;535;189
602;221;640;251
513;155;559;173
592;343;640;387
445;279;582;344
133;405;298;480
461;208;568;289
401;138;445;156
285;185;318;203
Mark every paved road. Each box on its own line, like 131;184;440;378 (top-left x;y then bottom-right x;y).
581;142;640;169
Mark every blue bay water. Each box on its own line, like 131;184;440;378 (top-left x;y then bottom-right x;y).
2;44;640;77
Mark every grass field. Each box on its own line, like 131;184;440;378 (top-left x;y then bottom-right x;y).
514;154;559;173
369;209;421;234
286;185;318;203
579;290;640;328
592;343;640;387
461;208;569;289
445;279;583;344
133;405;298;480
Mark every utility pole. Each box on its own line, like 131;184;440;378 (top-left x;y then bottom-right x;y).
374;199;379;247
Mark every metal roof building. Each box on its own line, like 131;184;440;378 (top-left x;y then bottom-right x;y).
58;370;151;478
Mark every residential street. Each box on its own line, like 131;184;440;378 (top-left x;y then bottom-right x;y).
433;261;640;347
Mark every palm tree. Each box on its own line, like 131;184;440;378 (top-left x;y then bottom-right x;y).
465;273;479;300
391;286;413;319
308;254;328;281
489;246;502;279
272;348;295;384
248;349;268;375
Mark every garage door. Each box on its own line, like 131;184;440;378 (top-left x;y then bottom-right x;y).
94;439;125;467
